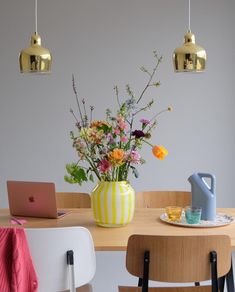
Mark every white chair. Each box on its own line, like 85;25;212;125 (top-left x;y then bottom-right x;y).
26;226;96;292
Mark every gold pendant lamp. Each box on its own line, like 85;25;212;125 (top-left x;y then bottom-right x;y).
173;0;206;73
19;0;52;74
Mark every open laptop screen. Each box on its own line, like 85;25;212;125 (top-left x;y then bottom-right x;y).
7;180;66;219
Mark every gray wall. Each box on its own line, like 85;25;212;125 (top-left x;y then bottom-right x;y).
0;0;235;291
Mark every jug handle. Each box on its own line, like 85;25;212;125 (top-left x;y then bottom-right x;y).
198;173;215;193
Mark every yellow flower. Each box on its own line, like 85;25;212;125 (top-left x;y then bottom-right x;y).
152;145;168;160
80;127;104;143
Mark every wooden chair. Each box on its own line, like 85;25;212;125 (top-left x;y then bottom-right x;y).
56;192;91;208
118;234;233;292
76;284;93;292
135;191;191;208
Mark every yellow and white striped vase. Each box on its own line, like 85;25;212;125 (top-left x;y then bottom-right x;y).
91;181;135;227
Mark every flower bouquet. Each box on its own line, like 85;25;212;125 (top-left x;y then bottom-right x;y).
65;52;171;227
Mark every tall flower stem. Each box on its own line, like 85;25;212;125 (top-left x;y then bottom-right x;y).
142;139;153;147
136;55;162;104
85;155;102;180
72;74;85;126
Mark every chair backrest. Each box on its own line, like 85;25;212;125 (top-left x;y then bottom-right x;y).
126;234;231;283
26;227;96;292
56;192;91;208
135;191;191;208
77;284;93;292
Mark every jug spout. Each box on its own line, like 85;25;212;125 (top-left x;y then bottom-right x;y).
188;172;216;221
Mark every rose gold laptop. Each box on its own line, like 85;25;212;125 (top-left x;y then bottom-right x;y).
7;180;68;219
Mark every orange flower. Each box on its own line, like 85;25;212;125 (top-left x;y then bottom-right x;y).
108;148;125;166
109;148;125;160
90;120;110;128
152;145;168;160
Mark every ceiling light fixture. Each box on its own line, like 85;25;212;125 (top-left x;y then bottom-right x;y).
173;0;206;73
19;0;52;74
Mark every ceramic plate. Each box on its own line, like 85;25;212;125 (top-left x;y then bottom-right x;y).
160;213;234;228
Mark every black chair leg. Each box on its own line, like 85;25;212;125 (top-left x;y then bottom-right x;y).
210;251;219;292
67;250;75;292
142;251;150;292
218;276;225;291
138;278;142;287
226;259;234;292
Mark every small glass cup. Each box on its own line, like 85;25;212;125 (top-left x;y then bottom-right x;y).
165;206;182;222
185;206;202;224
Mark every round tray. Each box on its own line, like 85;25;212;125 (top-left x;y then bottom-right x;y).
160;213;234;228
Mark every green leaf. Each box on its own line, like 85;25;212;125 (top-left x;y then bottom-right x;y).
98;124;111;133
65;163;88;185
89;173;94;182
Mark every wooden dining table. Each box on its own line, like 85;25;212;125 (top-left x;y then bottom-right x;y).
1;207;235;290
1;207;235;251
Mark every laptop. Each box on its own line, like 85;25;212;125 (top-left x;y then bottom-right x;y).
7;180;68;219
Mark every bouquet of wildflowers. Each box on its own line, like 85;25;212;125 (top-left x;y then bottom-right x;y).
65;52;172;185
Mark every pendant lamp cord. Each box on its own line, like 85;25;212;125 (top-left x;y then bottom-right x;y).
188;0;191;31
35;0;38;34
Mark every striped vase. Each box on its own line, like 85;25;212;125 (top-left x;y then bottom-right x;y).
91;181;135;227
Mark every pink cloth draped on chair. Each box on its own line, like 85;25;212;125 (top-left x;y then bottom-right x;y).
0;227;38;292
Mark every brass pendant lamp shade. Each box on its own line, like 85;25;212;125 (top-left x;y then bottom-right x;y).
19;33;51;73
173;0;206;73
19;0;52;74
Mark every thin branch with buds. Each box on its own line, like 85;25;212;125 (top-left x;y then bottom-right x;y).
137;53;162;104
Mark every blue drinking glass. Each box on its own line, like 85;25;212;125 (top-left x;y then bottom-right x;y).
185;206;202;224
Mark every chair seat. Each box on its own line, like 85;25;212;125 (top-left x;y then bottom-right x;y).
118;286;211;292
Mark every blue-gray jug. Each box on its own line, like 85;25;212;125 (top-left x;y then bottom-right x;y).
188;173;216;221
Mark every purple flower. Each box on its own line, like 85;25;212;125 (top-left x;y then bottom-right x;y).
129;150;141;164
132;130;145;139
107;133;115;144
140;118;150;125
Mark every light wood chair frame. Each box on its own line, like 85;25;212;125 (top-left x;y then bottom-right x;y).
56;192;91;208
119;234;234;292
135;191;191;208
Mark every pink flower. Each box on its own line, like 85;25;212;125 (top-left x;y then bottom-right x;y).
140;118;151;125
118;120;128;130
129;150;141;164
98;159;111;173
114;128;120;135
116;116;128;130
120;136;128;143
